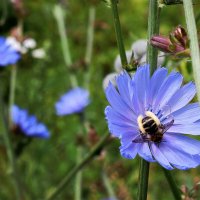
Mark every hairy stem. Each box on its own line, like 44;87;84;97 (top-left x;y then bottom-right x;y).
147;0;160;75
111;0;127;68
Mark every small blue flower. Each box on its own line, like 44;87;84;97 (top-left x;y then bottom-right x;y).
0;37;21;66
105;65;200;170
55;87;90;116
12;105;50;138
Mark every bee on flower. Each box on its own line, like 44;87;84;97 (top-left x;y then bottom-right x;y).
105;65;200;170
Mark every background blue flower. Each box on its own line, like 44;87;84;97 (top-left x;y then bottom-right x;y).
12;105;50;138
55;87;90;116
0;37;21;66
105;65;200;170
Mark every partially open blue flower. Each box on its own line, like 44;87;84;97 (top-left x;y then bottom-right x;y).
55;87;90;116
0;37;21;66
105;65;200;170
12;105;50;138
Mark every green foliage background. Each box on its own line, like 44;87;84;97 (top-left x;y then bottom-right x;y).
0;0;200;199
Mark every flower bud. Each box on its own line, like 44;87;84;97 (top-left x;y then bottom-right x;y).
151;35;185;54
171;25;188;48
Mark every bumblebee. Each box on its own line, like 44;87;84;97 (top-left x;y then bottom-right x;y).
134;111;173;143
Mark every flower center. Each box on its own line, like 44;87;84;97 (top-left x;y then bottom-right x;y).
137;111;164;142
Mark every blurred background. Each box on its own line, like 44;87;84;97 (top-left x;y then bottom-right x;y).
0;0;200;199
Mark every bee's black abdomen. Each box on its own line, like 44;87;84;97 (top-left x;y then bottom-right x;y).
142;116;158;135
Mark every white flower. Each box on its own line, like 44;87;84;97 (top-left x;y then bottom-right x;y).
32;48;46;59
23;38;37;49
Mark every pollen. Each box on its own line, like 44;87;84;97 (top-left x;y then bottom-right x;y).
145;111;160;126
137;115;146;134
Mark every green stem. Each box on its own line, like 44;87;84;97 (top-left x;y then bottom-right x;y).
161;0;183;5
102;171;116;199
183;0;200;102
0;0;8;25
137;1;160;200
111;0;128;68
162;169;181;200
137;159;149;200
147;0;160;75
84;6;96;89
8;65;17;128
53;4;77;88
85;6;95;66
74;113;88;200
0;92;22;200
45;132;110;200
75;146;82;200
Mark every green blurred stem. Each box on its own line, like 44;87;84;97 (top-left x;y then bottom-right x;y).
8;65;17;128
45;132;110;200
85;6;95;66
74;113;88;200
84;6;96;89
163;169;181;200
0;0;8;25
183;0;200;102
137;159;149;200
111;0;128;68
75;147;82;200
0;92;22;200
147;0;160;75
161;0;183;5
53;5;77;88
102;171;116;199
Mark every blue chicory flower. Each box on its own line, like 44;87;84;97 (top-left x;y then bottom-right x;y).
55;87;90;116
105;65;200;170
0;36;21;66
12;105;50;138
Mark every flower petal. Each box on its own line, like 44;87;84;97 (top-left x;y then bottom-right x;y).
105;106;137;127
173;103;200;124
138;143;155;162
133;65;150;111
164;134;200;155
106;83;136;119
167;123;200;135
159;141;200;170
120;142;140;159
152;72;183;113
149;67;168;105
166;82;196;113
150;143;173;170
116;71;133;107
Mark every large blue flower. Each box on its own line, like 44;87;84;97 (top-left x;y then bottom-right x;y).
55;87;90;116
0;37;21;66
105;65;200;170
12;105;50;138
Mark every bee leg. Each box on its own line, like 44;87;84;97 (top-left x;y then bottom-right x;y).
163;119;174;132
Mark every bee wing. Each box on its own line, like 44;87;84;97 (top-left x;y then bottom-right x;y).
132;134;150;143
